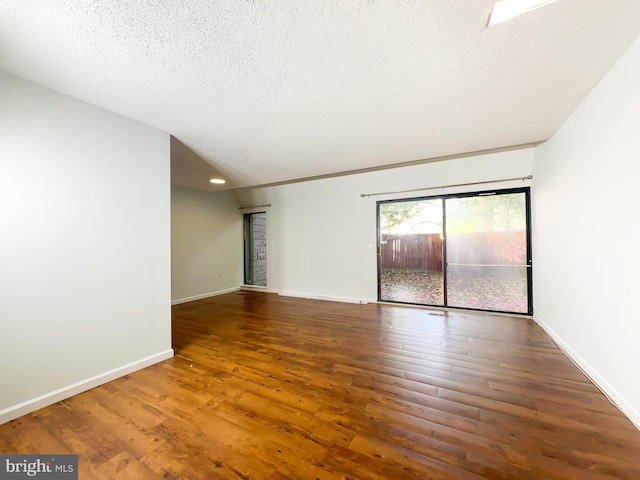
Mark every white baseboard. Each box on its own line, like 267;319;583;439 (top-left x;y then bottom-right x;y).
0;349;174;425
278;290;374;305
241;285;279;294
239;286;376;305
533;315;640;431
171;287;240;305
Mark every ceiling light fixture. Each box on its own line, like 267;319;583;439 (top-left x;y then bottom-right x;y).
488;0;557;26
209;178;226;184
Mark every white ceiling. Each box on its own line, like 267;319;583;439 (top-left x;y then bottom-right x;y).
1;1;639;191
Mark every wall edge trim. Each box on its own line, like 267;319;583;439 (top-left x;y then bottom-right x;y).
0;349;174;425
533;315;640;431
239;286;376;305
171;287;241;305
278;290;376;305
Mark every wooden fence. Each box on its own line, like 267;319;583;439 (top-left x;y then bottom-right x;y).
380;231;526;271
380;234;443;271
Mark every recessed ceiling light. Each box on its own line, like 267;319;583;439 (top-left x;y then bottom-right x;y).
209;178;226;184
488;0;557;26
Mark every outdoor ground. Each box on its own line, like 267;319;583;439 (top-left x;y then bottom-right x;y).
380;267;528;313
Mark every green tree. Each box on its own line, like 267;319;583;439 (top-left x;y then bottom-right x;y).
446;194;526;233
380;200;442;235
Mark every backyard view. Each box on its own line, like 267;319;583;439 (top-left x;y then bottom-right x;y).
379;190;530;314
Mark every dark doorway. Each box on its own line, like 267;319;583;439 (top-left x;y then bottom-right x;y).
243;212;267;286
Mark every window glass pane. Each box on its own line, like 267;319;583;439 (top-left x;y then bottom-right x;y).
445;193;529;313
379;199;444;305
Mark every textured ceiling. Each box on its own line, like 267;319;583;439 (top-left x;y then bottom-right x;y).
1;1;639;190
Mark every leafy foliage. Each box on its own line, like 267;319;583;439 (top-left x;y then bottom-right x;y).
446;194;526;233
380;200;442;235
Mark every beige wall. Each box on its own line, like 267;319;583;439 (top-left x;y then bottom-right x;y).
532;34;640;428
234;148;534;303
171;186;243;303
0;71;172;423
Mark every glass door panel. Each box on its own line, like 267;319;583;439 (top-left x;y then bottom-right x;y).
445;192;530;313
378;199;444;305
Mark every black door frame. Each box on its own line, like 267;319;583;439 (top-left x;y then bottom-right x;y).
243;211;267;286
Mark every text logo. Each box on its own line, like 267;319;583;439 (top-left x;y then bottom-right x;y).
0;455;77;479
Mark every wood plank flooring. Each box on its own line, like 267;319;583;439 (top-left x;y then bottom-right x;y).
1;291;640;479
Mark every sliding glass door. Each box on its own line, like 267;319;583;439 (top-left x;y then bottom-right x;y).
445;191;530;313
379;199;444;305
377;188;532;315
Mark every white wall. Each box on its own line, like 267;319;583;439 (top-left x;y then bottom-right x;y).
532;35;640;427
234;149;533;303
0;71;172;423
171;186;243;303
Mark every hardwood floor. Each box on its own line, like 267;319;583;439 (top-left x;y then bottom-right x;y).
1;291;639;479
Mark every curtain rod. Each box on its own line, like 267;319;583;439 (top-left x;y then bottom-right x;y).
238;203;271;210
360;175;532;198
